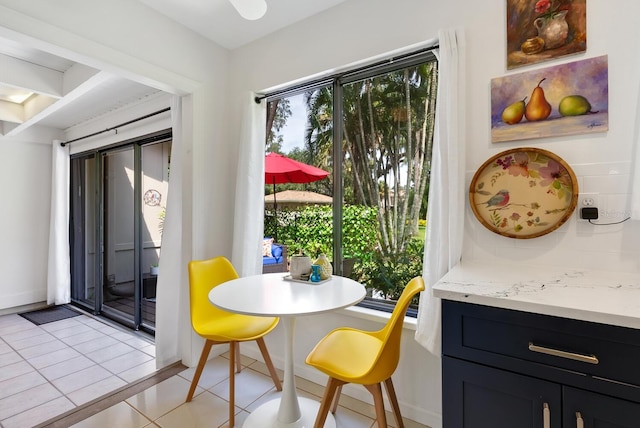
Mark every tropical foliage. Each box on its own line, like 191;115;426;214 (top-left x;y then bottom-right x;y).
265;205;378;263
264;55;438;303
265;98;291;154
304;62;438;257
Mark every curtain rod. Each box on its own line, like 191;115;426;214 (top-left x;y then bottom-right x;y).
60;107;171;147
254;44;439;104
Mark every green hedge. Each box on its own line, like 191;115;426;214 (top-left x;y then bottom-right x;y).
264;204;424;303
265;205;378;262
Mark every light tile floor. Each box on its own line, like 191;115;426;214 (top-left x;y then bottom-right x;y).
75;356;430;428
0;310;430;428
0;310;156;428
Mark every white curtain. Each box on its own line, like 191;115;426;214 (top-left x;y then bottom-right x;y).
415;28;466;356
630;70;640;220
47;141;71;305
231;93;267;277
155;95;191;368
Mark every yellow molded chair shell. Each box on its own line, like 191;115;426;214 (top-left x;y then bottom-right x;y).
189;257;278;341
186;256;282;427
305;276;425;428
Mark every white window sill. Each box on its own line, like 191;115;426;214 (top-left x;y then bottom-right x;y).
339;304;418;331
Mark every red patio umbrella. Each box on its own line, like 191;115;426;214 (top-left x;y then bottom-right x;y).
265;152;329;241
265;152;329;184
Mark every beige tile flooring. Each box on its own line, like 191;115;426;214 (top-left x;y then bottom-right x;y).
0;309;430;428
0;309;157;428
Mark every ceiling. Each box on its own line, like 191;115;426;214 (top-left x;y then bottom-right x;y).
138;0;348;51
0;0;346;140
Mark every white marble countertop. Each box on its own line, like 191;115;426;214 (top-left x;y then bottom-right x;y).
432;261;640;330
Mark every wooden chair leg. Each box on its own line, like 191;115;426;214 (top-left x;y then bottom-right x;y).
235;342;241;373
256;337;282;391
314;378;345;428
365;383;388;428
384;378;403;428
229;342;236;427
330;384;343;414
186;340;213;402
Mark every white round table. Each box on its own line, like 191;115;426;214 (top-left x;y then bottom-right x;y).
208;273;366;428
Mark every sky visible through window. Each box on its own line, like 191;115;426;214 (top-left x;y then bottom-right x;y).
276;93;409;186
279;94;306;152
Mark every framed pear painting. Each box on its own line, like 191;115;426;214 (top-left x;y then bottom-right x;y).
507;0;587;70
491;55;608;143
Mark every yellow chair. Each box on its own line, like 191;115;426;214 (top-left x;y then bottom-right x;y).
186;256;282;427
305;276;425;428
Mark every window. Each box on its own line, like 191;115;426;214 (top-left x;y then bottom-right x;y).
264;49;438;313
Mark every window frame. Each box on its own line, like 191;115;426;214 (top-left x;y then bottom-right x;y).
262;47;438;316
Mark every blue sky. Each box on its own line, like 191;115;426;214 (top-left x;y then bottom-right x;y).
280;93;306;153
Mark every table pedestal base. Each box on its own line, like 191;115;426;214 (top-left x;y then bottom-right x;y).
243;397;336;428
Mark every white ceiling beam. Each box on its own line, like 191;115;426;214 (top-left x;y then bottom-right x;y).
0;52;63;98
62;63;101;95
4;70;113;137
23;94;56;119
0;121;18;137
0;99;23;123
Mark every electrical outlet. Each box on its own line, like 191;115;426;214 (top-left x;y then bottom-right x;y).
577;193;599;220
582;197;595;206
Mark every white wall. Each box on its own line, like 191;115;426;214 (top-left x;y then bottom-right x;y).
0;0;233;376
228;0;640;426
461;0;640;270
0;127;61;310
0;0;234;264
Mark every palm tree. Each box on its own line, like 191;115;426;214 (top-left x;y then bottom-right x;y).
266;98;292;153
299;59;438;271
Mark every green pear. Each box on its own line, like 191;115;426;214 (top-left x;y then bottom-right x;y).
502;97;527;125
559;95;594;116
525;78;552;121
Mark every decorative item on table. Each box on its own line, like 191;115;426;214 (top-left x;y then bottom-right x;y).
313;254;332;280
310;265;322;283
289;253;312;280
150;264;159;275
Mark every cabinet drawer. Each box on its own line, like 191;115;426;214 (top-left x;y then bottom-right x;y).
442;301;640;388
443;356;562;428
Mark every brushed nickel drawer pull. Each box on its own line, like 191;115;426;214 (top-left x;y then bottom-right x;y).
528;342;599;364
576;411;584;428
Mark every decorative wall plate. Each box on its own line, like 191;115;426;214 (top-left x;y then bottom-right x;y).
469;147;578;239
144;189;161;206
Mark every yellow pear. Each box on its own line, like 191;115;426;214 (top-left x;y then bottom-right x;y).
525;78;552;121
501;96;527;125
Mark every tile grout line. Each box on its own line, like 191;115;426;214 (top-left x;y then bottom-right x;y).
0;322;71;423
35;361;186;428
0;311;159;427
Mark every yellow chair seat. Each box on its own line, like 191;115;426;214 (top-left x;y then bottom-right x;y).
306;328;384;384
305;276;425;428
195;313;278;342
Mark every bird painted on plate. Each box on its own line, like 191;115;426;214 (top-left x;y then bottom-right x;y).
477;189;510;208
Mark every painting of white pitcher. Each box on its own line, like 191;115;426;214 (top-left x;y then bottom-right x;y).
506;0;586;70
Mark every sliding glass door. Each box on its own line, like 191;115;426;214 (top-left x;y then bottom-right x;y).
70;133;171;334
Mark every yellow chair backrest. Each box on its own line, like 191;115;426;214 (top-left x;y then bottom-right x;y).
368;276;425;381
188;256;239;335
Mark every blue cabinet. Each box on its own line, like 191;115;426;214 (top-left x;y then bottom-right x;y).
442;301;640;427
563;387;640;427
444;356;561;427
